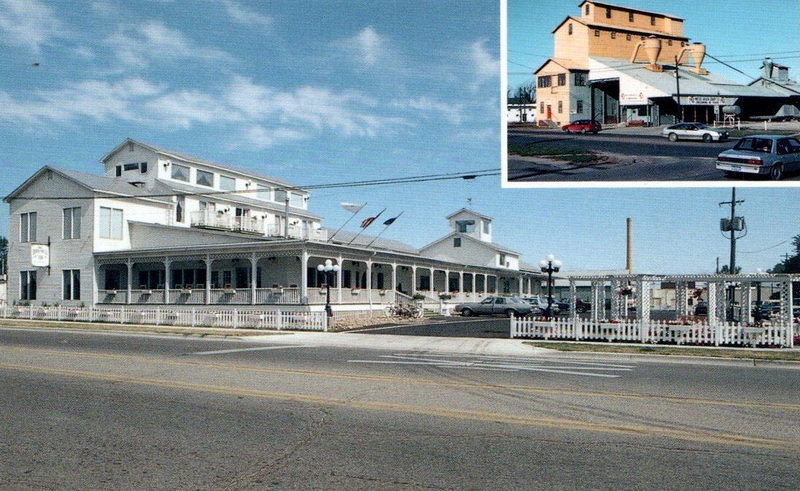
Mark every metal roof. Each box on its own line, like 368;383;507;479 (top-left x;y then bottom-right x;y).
325;229;419;254
590;57;787;98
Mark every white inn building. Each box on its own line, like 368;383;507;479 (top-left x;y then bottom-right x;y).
5;139;545;310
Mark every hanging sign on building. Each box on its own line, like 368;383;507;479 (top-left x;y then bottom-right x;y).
620;91;647;105
31;244;50;267
677;96;738;106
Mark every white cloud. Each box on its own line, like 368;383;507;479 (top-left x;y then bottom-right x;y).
467;38;499;91
334;26;388;66
221;0;272;28
243;126;308;149
107;20;233;67
392;97;465;125
90;0;118;16
0;0;65;54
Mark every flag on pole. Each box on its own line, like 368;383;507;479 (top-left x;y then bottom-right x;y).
383;214;401;226
340;202;365;214
360;210;384;229
365;212;403;248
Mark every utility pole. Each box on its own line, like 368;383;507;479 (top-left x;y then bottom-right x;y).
719;188;746;320
674;56;683;123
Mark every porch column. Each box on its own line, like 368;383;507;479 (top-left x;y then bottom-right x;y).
411;265;417;295
390;263;397;291
366;260;372;304
675;281;688;317
205;254;211;305
741;281;753;324
483;274;488;295
126;259;133;305
444;269;450;293
250;253;257;305
164;257;171;304
300;250;309;305
336;255;343;304
518;276;523;295
459;271;464;294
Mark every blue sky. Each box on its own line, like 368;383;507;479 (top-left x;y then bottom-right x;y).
508;0;800;90
0;0;798;275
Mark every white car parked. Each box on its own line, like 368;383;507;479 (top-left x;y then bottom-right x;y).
662;123;728;143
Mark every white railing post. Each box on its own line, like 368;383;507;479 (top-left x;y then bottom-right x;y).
277;311;283;330
156;307;161;326
233;309;238;329
714;321;721;347
191;308;196;327
509;314;516;338
324;312;329;332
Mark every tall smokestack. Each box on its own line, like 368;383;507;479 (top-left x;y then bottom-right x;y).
626;218;633;273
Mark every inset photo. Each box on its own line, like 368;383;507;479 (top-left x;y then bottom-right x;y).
504;0;800;184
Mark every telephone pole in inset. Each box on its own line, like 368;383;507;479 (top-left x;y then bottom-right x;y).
719;187;746;274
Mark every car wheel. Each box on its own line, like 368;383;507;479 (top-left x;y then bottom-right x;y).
577;306;587;313
668;133;677;142
769;164;784;181
580;128;587;134
461;308;473;317
505;309;516;318
702;134;712;143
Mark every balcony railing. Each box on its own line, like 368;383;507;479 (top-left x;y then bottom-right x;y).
190;211;264;235
264;224;328;241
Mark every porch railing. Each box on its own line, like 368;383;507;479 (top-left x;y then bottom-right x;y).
510;316;795;348
254;288;300;304
1;305;327;331
190;211;264;235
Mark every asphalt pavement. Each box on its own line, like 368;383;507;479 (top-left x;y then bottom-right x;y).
1;326;798;489
506;129;800;182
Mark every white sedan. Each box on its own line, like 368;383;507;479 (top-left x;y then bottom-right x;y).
662;123;728;143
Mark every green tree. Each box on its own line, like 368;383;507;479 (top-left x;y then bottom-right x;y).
718;265;741;274
771;235;800;273
0;236;6;273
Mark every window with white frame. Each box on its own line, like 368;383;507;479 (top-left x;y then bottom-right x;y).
576;99;584;113
63;207;81;239
455;220;475;233
453;237;461;247
20;271;37;300
256;184;270;200
289;192;304;208
171;163;190;182
499;253;507;266
99;207;123;240
196;169;213;187
176;196;185;223
275;189;288;203
20;212;37;243
220;175;235;191
482;220;490;234
63;269;80;300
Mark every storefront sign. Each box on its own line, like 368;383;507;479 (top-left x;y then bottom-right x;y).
677;96;738;106
620;91;647;105
31;244;50;267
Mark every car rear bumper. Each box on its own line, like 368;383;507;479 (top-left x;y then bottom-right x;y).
716;162;765;174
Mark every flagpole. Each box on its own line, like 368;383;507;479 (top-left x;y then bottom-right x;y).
328;202;366;242
365;212;403;248
347;208;386;245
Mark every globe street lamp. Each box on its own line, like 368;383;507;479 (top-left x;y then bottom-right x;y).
316;259;340;318
539;254;562;320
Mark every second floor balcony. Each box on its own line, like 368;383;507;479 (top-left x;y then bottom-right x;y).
190;211;264;235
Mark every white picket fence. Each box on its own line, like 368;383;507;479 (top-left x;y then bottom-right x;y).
1;305;328;331
510;316;795;348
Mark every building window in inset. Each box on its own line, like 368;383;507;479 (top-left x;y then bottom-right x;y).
196;169;213;187
576;99;584;114
63;207;81;239
20;212;37;243
610;32;616;39
537;76;552;88
63;269;80;300
568;23;572;35
668;39;673;46
629;11;634;22
115;165;122;177
585;4;589;15
605;7;611;18
558;101;563;113
650;15;655;25
20;271;37;300
594;29;600;37
557;73;566;86
574;72;586;86
626;34;631;41
539;102;544;114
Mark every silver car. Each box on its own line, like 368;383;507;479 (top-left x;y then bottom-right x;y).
454;296;533;317
716;135;800;180
662;123;728;143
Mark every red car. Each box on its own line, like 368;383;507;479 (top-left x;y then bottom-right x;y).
561;119;601;134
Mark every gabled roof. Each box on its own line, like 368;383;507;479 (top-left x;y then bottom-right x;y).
158;179;322;220
102;138;301;190
420;231;519;256
4;166;173;204
445;208;494;221
578;0;683;21
534;57;588;75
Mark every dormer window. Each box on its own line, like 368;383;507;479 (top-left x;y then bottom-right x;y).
585;4;589;15
220;175;235;191
454;238;461;248
123;163;139;171
196;169;213;187
256;184;270;200
456;220;475;233
140;162;147;173
171;164;189;182
499;253;507;266
482;221;490;234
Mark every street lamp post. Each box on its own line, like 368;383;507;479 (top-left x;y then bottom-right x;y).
539;254;562;320
316;259;340;318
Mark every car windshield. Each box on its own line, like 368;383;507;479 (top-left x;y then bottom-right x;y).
734;138;773;153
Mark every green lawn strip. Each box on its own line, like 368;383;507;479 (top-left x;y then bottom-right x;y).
727;129;797;138
523;341;800;361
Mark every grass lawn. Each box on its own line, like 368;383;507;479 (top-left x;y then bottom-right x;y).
524;341;800;361
508;142;602;163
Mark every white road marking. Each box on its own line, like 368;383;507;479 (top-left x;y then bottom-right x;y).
347;353;631;378
191;345;309;356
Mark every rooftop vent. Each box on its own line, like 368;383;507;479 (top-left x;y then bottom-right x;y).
630;36;663;72
677;42;708;75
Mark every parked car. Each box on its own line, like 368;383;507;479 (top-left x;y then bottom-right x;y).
693;301;708;316
662;123;728;142
523;296;560;315
716;135;800;180
454;296;533;317
556;298;591;313
561;120;601;134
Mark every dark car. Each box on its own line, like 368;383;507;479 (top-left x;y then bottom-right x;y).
557;298;591;313
694;301;708;316
561;120;601;134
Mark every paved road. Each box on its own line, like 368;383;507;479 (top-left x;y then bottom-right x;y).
1;326;799;489
355;317;512;337
507;130;800;182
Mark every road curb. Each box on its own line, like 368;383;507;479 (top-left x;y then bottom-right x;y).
0;318;289;337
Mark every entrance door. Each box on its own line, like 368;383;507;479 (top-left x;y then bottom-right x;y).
546;105;552;120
